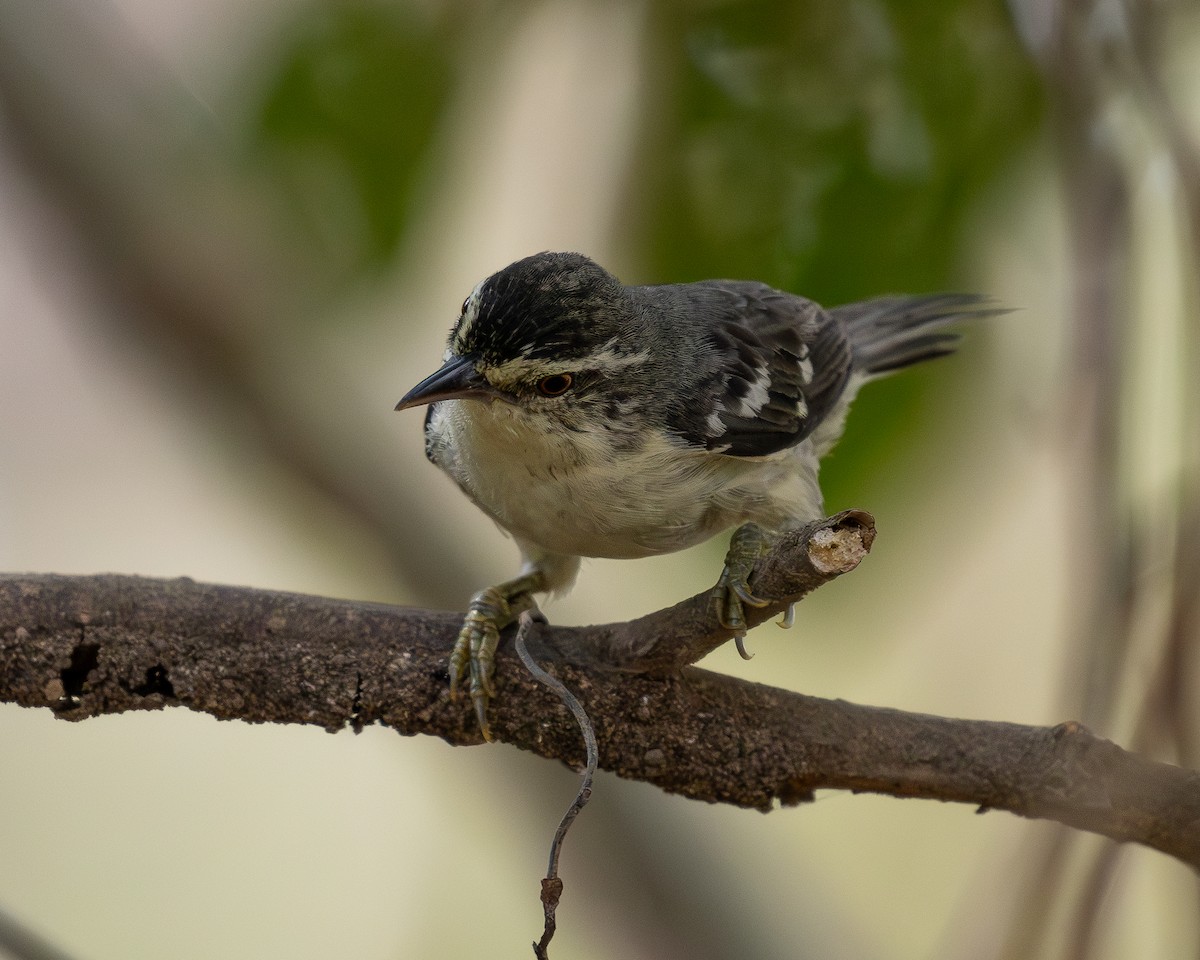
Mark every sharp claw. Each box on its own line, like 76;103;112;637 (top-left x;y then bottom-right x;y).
445;572;547;738
776;604;795;629
472;691;493;742
731;581;770;609
734;635;754;659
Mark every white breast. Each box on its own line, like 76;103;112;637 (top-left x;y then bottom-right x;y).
426;399;825;560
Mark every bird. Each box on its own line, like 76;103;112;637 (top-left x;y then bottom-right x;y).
396;251;998;738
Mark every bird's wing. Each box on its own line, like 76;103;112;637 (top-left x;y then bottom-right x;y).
678;281;852;458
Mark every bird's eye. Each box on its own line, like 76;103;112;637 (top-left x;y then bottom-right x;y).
536;373;574;397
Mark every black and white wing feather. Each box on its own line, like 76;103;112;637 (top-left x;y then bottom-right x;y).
669;284;999;458
678;282;853;458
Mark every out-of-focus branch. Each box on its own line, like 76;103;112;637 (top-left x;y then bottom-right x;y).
0;0;473;608
2;528;1199;868
1121;0;1200;775
1006;0;1136;948
1004;1;1200;954
1122;0;1200;253
1025;0;1134;733
0;906;80;960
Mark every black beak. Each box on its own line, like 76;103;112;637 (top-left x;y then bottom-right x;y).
395;355;503;410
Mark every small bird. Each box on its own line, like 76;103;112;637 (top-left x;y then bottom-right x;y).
397;251;996;738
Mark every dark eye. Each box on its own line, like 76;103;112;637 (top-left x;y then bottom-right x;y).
536;373;574;397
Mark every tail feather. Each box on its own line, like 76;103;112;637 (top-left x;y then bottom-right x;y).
834;294;1004;377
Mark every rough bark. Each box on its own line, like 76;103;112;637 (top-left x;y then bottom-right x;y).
1;513;1197;870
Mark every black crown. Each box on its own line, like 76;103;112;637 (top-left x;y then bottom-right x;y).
451;252;627;365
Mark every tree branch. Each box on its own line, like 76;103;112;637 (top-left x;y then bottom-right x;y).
1;514;1197;870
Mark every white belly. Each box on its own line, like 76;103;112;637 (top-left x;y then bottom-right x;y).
426;399;824;559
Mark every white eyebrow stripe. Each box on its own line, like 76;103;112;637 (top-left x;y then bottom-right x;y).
487;345;651;386
587;340;650;372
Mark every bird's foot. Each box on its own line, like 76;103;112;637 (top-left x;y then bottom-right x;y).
448;573;543;740
714;522;774;657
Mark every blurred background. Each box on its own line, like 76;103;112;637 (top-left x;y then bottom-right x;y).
0;0;1197;957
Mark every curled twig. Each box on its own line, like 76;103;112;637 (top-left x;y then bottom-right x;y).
514;612;599;959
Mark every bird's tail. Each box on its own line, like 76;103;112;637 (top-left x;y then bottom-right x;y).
835;294;1002;378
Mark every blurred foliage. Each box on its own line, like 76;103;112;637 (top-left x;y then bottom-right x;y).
239;0;1042;501
632;0;1044;502
244;1;453;281
637;0;1042;294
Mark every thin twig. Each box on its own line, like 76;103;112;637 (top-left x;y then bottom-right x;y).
514;612;599;960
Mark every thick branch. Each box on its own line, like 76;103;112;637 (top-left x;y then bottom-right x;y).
1;523;1198;869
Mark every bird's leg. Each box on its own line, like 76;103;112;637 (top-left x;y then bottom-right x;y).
714;522;774;657
449;569;546;740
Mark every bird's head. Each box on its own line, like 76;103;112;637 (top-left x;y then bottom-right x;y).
396;252;656;429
